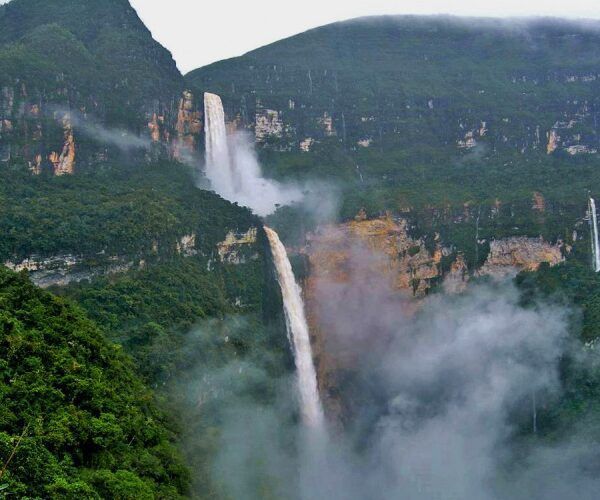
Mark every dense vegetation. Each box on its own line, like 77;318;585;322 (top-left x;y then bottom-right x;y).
188;16;600;224
0;266;189;498
55;255;270;384
0;161;258;261
52;242;291;498
514;262;600;438
0;0;182;127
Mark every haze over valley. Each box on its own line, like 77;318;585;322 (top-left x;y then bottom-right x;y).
2;1;600;498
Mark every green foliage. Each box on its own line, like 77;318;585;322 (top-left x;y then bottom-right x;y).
56;256;268;385
0;0;183;128
188;16;600;226
0;266;190;497
513;261;600;440
0;161;258;261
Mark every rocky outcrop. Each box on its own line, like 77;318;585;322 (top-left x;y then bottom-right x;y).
176;233;197;257
443;253;469;293
458;130;477;149
148;113;163;142
4;253;135;288
547;129;560;154
49;113;76;175
172;90;202;160
318;112;335;136
478;237;563;277
300;138;314;152
255;107;284;142
217;228;258;264
302;216;566;419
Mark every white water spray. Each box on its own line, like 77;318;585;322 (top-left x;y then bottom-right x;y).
203;92;303;216
264;226;325;428
590;197;600;272
204;92;239;195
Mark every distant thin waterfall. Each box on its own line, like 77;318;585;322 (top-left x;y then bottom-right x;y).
203;92;239;196
590;197;600;272
264;226;325;428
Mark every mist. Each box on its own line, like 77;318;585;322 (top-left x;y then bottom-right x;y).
203;130;304;217
171;239;600;499
50;108;151;151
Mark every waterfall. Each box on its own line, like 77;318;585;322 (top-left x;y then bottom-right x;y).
203;92;303;216
203;92;239;197
264;226;325;428
590;197;600;272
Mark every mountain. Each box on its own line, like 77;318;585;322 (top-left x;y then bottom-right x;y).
4;3;600;497
187;16;600;212
0;0;191;170
0;1;289;496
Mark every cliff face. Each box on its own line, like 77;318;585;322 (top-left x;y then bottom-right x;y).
48;113;76;175
4;226;258;288
217;228;259;264
303;215;441;417
305;215;442;296
478;237;564;277
172;90;203;161
0;0;185;170
302;215;566;418
187;18;600;159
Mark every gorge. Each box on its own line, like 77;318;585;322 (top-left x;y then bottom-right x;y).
3;1;600;498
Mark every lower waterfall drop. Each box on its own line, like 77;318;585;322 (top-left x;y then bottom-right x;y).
264;226;325;429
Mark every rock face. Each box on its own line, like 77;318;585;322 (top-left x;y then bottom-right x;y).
217;228;259;264
172;90;203;160
187;18;600;157
443;253;469;293
478;237;564;277
176;234;197;257
49;113;76;175
305;215;442;297
255;107;284;142
301;215;566;418
303;215;441;418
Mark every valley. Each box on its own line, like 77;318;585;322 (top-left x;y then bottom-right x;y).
2;1;600;498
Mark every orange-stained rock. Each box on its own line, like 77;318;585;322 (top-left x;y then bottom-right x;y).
29;154;42;175
478;236;563;277
302;214;442;419
547;129;559;154
49;113;75;175
443;253;469;293
532;191;546;212
172;90;202;161
148;113;161;142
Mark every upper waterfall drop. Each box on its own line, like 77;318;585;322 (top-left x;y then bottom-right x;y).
589;197;600;272
264;226;325;429
202;92;303;217
203;92;238;197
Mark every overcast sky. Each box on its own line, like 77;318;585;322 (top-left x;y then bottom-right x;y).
3;0;600;72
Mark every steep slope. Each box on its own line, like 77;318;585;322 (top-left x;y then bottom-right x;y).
187;16;600;211
0;267;189;498
0;0;190;170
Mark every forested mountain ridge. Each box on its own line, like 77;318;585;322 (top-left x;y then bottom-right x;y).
187;16;600;214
